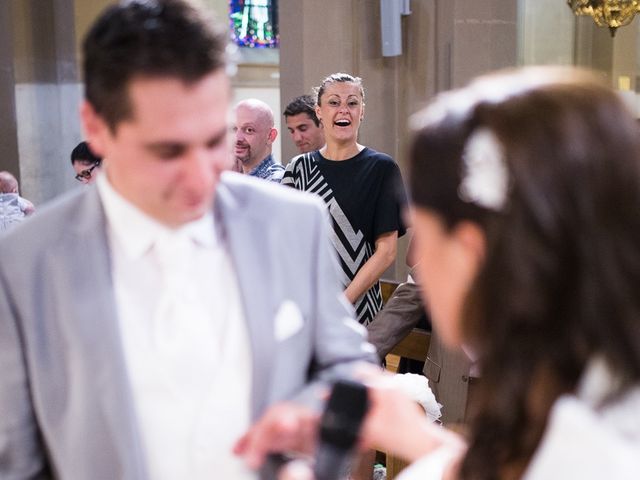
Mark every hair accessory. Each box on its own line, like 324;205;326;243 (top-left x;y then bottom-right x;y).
458;128;508;211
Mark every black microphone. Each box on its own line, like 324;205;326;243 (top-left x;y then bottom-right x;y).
313;380;369;480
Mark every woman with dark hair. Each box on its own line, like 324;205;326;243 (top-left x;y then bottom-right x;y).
282;73;407;326
356;66;640;479
236;67;640;479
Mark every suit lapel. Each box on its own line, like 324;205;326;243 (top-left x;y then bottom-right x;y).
65;187;147;478
63;179;277;470
215;177;276;420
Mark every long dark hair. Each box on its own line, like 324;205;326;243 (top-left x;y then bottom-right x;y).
409;67;640;479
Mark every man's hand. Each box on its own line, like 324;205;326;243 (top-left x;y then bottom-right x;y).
233;402;320;470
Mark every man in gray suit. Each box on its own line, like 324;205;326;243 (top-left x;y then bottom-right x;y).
0;1;375;479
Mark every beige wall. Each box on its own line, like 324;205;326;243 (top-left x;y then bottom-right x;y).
73;0;112;69
452;0;517;88
12;0;78;84
518;0;575;66
279;0;438;162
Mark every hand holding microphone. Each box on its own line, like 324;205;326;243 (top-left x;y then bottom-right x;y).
313;380;370;480
234;379;370;480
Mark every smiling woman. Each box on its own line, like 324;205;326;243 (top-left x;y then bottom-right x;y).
282;73;407;326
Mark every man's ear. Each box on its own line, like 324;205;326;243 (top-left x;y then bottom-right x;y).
80;100;109;157
451;220;486;268
267;127;278;144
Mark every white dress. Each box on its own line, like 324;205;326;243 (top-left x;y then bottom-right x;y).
397;358;640;480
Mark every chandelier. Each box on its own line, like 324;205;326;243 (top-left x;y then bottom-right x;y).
567;0;640;36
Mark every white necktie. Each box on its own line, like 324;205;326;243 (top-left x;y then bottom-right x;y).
152;233;217;394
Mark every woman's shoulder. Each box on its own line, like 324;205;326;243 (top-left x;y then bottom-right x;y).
283;151;318;172
286;151;314;165
359;148;401;177
523;388;640;479
361;147;395;164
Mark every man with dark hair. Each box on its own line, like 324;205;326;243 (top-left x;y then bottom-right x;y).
283;94;325;154
0;1;375;479
70;141;102;183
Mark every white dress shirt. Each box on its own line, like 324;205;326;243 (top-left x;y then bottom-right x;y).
96;174;256;480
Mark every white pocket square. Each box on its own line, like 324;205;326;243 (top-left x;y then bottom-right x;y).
274;300;304;342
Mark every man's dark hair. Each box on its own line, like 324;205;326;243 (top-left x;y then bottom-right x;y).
70;141;102;166
83;0;228;131
283;94;320;127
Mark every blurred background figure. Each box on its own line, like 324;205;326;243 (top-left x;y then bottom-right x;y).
283;94;325;155
232;98;283;182
283;73;407;327
71;141;102;184
0;170;35;231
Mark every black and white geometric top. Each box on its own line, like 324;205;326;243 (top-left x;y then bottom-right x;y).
282;147;407;325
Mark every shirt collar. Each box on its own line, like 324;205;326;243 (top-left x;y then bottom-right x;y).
96;172;217;259
577;356;622;407
249;154;275;178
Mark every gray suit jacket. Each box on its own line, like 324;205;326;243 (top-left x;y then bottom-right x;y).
0;172;376;479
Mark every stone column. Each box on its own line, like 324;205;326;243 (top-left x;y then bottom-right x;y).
12;0;83;205
0;1;20;182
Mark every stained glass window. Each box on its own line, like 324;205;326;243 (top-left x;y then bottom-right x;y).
229;0;279;48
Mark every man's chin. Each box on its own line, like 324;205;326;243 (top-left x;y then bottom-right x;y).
164;201;211;228
186;203;210;219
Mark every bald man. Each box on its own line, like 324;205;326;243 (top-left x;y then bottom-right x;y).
232;99;284;182
0;171;34;231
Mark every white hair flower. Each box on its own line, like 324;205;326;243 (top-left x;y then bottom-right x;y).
458;128;508;211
